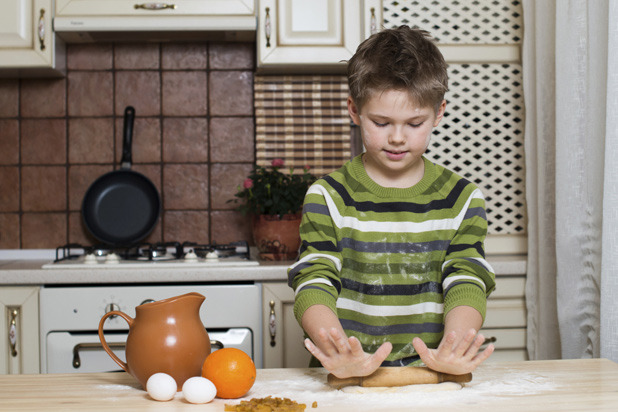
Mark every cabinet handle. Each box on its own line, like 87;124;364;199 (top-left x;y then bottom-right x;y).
37;9;46;51
9;309;18;357
134;3;176;10
483;336;497;345
264;7;272;48
269;300;276;347
370;7;377;36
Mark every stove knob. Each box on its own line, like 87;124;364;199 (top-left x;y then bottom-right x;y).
105;303;120;318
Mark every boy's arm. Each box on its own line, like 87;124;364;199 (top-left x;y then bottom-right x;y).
301;304;392;379
412;305;494;375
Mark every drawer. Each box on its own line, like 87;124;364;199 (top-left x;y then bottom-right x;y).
490;276;525;299
484;299;526;328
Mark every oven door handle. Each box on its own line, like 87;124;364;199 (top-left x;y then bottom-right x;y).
73;342;125;369
210;339;224;350
72;340;224;368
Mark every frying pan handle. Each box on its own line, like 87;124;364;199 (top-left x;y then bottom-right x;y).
121;106;136;169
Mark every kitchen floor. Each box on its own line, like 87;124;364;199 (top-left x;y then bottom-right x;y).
0;41;257;248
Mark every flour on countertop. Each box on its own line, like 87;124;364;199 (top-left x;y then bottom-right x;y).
236;369;556;409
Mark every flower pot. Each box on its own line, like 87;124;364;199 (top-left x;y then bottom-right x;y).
252;213;302;261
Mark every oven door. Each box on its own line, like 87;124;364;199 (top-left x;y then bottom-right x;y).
46;328;253;374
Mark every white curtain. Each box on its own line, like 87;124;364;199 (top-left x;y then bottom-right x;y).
523;0;618;361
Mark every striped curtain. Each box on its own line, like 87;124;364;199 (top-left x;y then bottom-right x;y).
254;75;352;177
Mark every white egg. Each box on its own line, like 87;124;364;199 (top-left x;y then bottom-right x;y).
182;376;217;404
146;373;177;401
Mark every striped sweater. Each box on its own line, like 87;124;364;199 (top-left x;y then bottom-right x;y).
288;155;496;366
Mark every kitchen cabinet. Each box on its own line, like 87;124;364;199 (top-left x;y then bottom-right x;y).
54;0;256;42
0;287;40;374
0;0;65;77
257;0;382;72
55;0;255;16
262;282;311;368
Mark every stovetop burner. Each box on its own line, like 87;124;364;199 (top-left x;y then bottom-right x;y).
51;241;251;264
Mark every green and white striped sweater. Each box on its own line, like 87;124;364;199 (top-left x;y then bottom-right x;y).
288;154;496;366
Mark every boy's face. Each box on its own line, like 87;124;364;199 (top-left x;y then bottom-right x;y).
348;89;446;188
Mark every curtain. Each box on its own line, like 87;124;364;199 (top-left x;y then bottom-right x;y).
523;0;618;361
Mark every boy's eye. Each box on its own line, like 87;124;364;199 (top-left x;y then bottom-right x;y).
372;120;387;127
409;122;423;128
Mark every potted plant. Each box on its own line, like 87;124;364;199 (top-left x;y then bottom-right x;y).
230;159;316;261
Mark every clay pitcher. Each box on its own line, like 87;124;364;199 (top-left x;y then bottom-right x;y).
98;292;211;390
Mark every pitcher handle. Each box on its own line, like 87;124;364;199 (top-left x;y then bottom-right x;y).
98;311;134;372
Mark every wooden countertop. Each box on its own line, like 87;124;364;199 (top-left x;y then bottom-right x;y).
1;359;617;411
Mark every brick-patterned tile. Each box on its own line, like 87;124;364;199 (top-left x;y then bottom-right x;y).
114;43;160;69
162;117;209;162
0;167;19;212
68;118;114;164
210;163;253;210
162;71;208;116
209;42;254;70
21;78;66;118
0;79;19;117
209;71;253;116
210;210;252;244
21;213;67;248
67;43;113;70
210;117;254;162
21;166;66;212
115;71;161;116
0;120;19;165
21;119;66;165
162;43;208;70
67;71;114;116
0;213;19;248
163;210;209;243
163;164;209;210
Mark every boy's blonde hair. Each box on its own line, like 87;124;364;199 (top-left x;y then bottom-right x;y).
347;26;448;113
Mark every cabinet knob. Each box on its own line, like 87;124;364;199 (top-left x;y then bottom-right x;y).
134;3;177;10
264;7;272;48
269;300;277;347
9;309;18;357
37;9;46;51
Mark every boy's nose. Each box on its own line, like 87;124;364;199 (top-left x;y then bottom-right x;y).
388;127;406;144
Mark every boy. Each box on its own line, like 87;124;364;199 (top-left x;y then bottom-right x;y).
287;26;496;379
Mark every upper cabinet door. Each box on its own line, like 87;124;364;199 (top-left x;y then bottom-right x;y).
55;0;255;16
0;0;63;75
257;0;381;72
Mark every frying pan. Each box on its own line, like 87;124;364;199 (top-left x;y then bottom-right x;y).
81;106;161;246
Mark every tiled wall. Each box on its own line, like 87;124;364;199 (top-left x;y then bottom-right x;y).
0;42;256;249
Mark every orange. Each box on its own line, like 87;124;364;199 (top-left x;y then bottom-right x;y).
201;348;256;399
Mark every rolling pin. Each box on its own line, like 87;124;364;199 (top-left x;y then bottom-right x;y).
327;367;472;389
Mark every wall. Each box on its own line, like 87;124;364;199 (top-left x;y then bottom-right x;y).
0;42;256;249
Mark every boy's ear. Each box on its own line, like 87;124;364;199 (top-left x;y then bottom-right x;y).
348;97;361;125
433;100;447;127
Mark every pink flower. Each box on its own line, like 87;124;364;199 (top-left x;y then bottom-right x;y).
243;178;254;189
304;165;311;171
271;158;285;168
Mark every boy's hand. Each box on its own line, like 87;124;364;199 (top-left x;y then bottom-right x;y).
412;328;494;375
304;327;392;379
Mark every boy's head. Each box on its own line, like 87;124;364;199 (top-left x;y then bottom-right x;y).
347;26;448;114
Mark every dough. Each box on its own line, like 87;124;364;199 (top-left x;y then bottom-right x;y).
341;381;462;394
